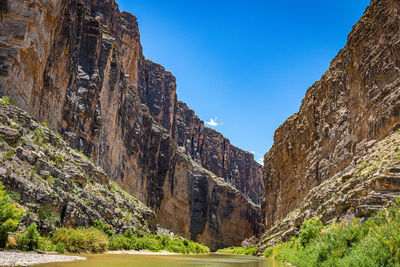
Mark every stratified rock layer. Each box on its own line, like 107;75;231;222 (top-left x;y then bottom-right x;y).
263;0;400;230
0;0;263;250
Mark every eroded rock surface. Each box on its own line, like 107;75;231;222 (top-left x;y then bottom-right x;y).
0;99;157;235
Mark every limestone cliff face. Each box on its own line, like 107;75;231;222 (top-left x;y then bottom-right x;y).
263;0;400;229
0;0;263;250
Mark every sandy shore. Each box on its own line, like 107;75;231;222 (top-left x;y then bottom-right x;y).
0;252;86;266
106;250;180;255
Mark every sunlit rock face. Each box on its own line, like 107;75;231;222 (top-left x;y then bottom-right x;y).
262;0;400;230
0;0;264;250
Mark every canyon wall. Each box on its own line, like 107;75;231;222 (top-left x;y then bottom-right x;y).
0;0;264;249
263;0;400;229
137;68;264;204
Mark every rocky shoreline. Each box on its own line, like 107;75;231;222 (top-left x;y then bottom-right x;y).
0;251;86;266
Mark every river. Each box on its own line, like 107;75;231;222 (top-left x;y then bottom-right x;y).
36;253;286;267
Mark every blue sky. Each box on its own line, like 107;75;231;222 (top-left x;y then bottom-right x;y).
117;0;370;164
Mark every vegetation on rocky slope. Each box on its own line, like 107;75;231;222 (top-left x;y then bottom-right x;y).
0;181;24;247
0;96;156;234
265;202;400;266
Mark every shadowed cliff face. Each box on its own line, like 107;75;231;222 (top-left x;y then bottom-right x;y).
0;0;8;21
263;0;400;229
0;0;264;250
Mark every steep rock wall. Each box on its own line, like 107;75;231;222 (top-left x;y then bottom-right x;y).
0;0;263;250
136;66;264;204
263;0;400;228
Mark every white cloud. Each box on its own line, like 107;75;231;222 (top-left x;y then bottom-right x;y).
205;117;221;127
250;151;255;155
257;158;264;165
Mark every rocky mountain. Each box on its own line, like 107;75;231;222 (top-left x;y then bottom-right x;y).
258;0;400;251
0;0;264;250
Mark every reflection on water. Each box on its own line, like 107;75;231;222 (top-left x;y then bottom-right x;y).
36;253;287;267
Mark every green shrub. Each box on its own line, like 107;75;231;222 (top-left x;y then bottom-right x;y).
217;245;257;255
55;242;66;253
0;182;24;247
161;235;209;254
6;190;20;201
133;236;161;251
53;227;108;253
38;236;56;251
16;223;40;251
108;234;132;250
298;217;323;247
93;220;113;236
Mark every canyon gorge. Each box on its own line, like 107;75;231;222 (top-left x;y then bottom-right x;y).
1;0;400;259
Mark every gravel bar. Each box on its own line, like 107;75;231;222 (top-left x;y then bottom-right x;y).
0;252;86;266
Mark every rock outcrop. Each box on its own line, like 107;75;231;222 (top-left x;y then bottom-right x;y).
263;0;400;230
0;0;264;250
0;98;157;235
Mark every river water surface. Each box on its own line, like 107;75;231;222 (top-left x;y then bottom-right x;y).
36;253;286;267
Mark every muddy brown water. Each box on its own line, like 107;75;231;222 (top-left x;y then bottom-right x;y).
36;253;287;267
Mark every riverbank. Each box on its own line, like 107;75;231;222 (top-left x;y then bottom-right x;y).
0;251;86;266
